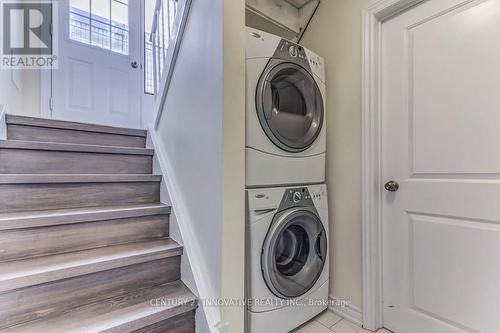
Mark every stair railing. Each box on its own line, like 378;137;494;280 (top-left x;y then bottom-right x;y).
150;0;192;127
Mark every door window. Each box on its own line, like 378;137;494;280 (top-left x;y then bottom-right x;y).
70;0;129;55
275;225;310;276
262;209;327;298
257;61;324;153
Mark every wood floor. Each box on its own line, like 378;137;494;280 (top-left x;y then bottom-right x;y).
0;115;197;332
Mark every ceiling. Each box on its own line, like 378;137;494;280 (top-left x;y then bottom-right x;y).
284;0;314;9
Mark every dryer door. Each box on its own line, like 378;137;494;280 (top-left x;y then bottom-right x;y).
256;60;324;153
261;208;327;299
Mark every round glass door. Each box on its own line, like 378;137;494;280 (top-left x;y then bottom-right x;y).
256;61;324;153
261;209;327;299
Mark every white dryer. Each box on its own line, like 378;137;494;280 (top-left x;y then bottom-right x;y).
246;184;329;333
246;27;326;187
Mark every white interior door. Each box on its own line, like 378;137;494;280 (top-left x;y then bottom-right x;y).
382;0;500;332
52;0;142;128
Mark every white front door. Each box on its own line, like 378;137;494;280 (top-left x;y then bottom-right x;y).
52;0;142;128
382;0;500;332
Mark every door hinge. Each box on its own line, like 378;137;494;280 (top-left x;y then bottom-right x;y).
49;97;53;111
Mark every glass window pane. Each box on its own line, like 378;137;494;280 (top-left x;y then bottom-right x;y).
70;0;129;55
144;0;156;94
71;0;89;12
111;0;128;54
111;0;128;26
91;0;111;49
111;26;128;54
144;0;186;94
144;0;155;34
91;0;110;23
70;0;90;44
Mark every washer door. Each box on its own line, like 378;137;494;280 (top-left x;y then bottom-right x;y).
262;208;327;299
256;60;324;153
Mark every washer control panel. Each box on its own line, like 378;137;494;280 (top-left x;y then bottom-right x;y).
278;187;314;211
309;187;324;201
248;185;327;221
292;191;302;203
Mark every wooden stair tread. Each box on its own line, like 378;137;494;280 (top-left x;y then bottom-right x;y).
0;140;154;155
6;115;147;138
0;239;182;293
0;203;171;230
0;174;162;184
3;280;197;333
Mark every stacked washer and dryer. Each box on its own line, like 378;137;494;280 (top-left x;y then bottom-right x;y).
245;27;329;333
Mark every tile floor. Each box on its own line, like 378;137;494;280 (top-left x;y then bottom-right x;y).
292;310;393;333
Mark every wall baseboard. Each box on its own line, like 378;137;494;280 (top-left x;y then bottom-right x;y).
0;104;6;140
328;296;363;327
148;127;221;333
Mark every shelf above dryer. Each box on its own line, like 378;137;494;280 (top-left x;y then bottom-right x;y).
246;0;320;42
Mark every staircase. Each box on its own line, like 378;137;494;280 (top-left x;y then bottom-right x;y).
0;115;197;332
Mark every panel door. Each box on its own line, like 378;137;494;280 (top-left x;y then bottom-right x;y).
382;0;500;332
52;0;142;128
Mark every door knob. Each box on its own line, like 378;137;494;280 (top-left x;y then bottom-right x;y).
384;180;399;192
131;61;139;69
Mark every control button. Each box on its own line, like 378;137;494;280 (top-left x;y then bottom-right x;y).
292;191;302;203
289;45;298;57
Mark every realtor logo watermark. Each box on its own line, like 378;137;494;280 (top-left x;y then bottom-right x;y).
1;0;58;69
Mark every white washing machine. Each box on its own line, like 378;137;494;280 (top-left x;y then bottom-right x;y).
246;184;329;333
246;27;326;187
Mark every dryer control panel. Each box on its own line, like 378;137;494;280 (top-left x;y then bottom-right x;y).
273;39;311;72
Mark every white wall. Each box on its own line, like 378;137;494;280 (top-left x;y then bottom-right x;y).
0;69;40;117
300;0;374;311
154;0;223;328
0;0;40;118
153;0;245;331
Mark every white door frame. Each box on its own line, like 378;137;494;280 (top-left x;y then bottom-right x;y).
40;0;54;119
40;69;51;118
361;0;427;331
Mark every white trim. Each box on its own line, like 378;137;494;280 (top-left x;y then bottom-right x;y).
40;0;54;119
0;104;7;140
328;296;363;327
40;70;52;119
361;0;426;331
148;127;222;333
